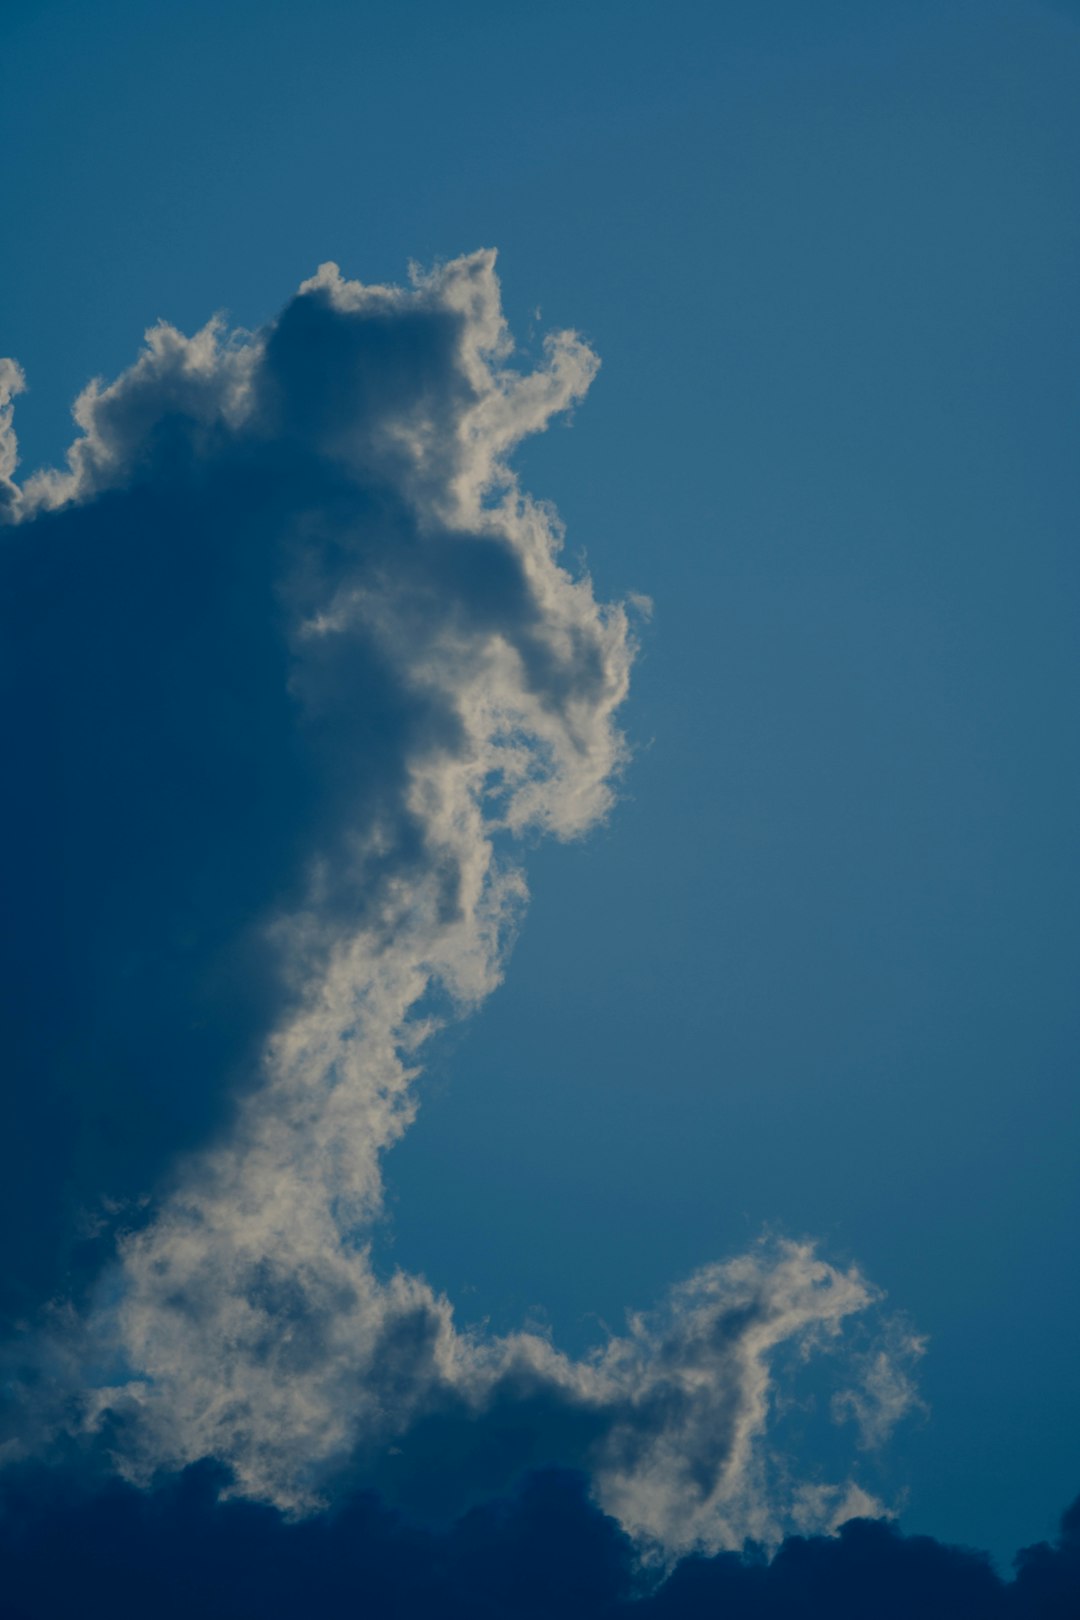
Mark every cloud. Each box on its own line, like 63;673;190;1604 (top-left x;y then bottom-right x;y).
0;356;26;514
832;1319;928;1450
0;1463;1076;1619
82;1235;890;1551
0;253;914;1554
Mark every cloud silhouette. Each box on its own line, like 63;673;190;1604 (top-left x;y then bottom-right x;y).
0;1463;1076;1620
1;254;915;1553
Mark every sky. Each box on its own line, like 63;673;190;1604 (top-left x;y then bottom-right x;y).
1;1;1079;1614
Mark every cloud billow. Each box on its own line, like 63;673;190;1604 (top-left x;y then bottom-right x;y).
1;254;915;1554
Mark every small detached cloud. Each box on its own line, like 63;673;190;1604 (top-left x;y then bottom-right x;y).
1;254;915;1555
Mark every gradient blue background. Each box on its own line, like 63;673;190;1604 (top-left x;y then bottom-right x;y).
2;0;1077;1568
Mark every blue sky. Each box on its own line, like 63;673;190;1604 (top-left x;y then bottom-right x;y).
1;0;1079;1608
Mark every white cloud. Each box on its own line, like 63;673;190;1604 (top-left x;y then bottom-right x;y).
0;356;26;510
832;1321;928;1450
0;253;917;1555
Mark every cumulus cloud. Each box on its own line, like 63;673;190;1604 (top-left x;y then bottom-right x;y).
0;253;915;1555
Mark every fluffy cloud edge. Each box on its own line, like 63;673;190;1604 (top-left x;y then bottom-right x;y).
1;253;919;1558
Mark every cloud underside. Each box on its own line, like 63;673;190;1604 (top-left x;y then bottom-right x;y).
1;1464;1078;1619
0;253;917;1554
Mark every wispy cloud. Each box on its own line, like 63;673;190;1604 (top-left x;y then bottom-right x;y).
0;356;26;512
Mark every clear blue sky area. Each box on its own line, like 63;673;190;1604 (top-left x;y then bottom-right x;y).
3;0;1078;1569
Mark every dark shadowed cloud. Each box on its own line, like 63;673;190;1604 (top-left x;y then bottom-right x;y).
1;255;917;1555
0;1463;1076;1620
